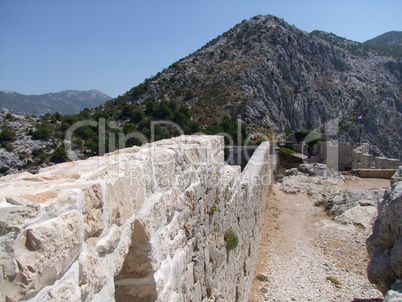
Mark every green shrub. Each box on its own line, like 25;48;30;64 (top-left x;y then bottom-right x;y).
224;230;239;251
51;146;68;163
294;130;311;143
132;108;145;123
32;123;53;140
119;104;135;119
5;114;14;121
0;166;9;174
0;126;16;142
327;276;341;286
256;274;269;282
278;147;296;157
210;204;220;215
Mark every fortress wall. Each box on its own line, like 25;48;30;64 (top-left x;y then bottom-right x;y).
374;157;402;170
0;135;274;302
352;151;374;170
352;169;397;179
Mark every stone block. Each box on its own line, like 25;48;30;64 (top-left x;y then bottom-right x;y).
32;263;81;302
105;176;134;226
0;205;38;235
79;253;108;299
82;183;104;239
96;225;121;254
1;211;83;301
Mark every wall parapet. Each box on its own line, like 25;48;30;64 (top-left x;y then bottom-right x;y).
351;169;397;179
0;135;275;302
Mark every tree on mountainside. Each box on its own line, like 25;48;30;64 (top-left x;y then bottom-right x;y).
51;146;68;163
32;123;52;140
0;126;16;142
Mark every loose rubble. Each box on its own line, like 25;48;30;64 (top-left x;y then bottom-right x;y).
251;164;389;302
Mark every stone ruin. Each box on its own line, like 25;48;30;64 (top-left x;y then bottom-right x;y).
284;135;401;174
0;135;276;301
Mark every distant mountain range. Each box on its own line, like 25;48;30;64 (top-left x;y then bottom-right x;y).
0;89;111;115
364;31;402;46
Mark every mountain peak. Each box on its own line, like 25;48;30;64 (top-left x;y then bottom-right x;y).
111;15;401;158
0;89;16;95
364;31;402;46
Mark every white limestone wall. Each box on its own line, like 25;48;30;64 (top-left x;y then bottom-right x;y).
0;136;274;302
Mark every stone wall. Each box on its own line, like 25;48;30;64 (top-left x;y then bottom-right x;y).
315;141;401;171
352;145;374;170
375;158;402;170
353;169;397;179
337;142;354;170
351;144;401;170
0;135;275;302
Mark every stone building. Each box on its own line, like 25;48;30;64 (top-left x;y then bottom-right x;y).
288;140;401;172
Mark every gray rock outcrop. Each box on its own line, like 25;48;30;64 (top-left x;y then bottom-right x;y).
285;163;329;177
390;166;402;185
282;171;386;231
367;181;402;296
383;280;402;302
324;188;387;229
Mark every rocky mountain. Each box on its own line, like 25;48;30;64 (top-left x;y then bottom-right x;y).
106;15;401;159
364;31;402;46
1;14;402;176
0;89;111;115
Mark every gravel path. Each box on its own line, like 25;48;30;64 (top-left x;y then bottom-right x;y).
249;177;388;302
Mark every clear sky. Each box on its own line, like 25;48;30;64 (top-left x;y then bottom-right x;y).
1;0;401;98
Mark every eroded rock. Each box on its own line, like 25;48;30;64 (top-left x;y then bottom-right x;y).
367;181;402;295
0;211;83;301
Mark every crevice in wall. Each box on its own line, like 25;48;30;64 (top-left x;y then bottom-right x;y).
114;220;156;302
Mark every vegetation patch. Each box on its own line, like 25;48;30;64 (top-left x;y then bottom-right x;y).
256;274;269;282
224;230;239;251
327;276;341;287
209;204;221;215
278;147;296;158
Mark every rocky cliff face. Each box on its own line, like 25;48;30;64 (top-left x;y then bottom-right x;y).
114;14;401;158
367;168;402;299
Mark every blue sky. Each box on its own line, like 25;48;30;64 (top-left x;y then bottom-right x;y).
0;0;401;98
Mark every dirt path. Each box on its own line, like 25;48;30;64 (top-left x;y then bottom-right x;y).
249;178;388;302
